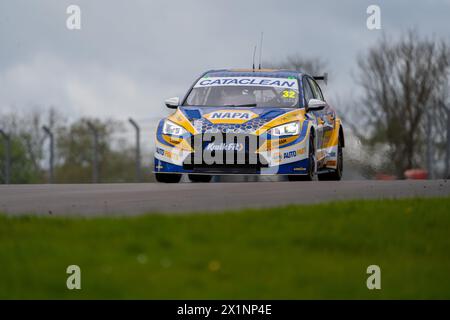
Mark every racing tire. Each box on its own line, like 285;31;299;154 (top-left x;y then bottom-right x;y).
288;133;315;182
155;173;182;183
188;174;212;183
318;135;343;181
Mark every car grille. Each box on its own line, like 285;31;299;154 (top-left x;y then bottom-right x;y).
183;133;268;173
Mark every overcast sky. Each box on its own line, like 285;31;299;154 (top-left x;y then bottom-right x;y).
1;0;450;122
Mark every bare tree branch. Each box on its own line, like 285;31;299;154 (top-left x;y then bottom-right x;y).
353;31;450;177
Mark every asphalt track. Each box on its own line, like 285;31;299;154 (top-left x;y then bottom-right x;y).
0;180;449;216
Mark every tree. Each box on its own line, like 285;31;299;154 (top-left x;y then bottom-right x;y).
19;108;63;174
352;31;450;177
0;136;41;184
55;118;137;183
265;54;327;75
0;108;64;183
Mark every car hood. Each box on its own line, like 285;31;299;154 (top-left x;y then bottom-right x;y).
177;106;302;134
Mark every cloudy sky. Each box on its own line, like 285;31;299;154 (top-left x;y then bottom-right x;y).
1;0;450;122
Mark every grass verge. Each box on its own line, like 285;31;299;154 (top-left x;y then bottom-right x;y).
1;197;450;299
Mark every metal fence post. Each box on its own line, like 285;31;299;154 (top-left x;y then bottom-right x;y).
128;118;141;182
0;130;11;184
426;108;433;180
42;126;54;183
87;122;99;183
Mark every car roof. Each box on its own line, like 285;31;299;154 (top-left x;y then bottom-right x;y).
203;68;304;78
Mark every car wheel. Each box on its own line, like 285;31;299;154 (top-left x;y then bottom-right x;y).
188;174;212;183
155;173;182;183
318;135;343;181
288;132;315;181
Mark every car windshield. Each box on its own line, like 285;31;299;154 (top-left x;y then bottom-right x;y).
184;76;300;108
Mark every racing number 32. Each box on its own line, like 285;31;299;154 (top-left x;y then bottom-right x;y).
282;90;296;99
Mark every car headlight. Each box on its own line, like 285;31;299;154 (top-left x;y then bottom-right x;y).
269;122;300;136
162;120;187;136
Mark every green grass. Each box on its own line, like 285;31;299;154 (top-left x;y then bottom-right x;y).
1;197;450;299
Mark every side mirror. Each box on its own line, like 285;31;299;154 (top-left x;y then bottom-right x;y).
306;99;326;112
165;97;180;109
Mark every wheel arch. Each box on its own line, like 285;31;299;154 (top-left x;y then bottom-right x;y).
338;124;345;148
308;122;315;138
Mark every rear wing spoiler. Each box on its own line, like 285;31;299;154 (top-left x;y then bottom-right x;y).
313;73;328;85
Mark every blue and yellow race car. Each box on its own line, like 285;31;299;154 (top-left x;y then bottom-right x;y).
154;69;344;183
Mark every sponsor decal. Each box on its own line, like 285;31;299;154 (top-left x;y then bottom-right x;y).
271;151;282;162
203;109;258;124
194;77;298;90
205;142;244;152
257;136;297;152
156;147;179;161
156;147;165;156
283;150;297;159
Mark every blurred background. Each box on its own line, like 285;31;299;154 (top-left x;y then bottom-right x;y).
1;0;450;183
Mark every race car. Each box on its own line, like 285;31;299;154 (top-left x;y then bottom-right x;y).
154;69;344;183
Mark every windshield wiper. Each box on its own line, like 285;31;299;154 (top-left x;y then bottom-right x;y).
223;103;257;107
